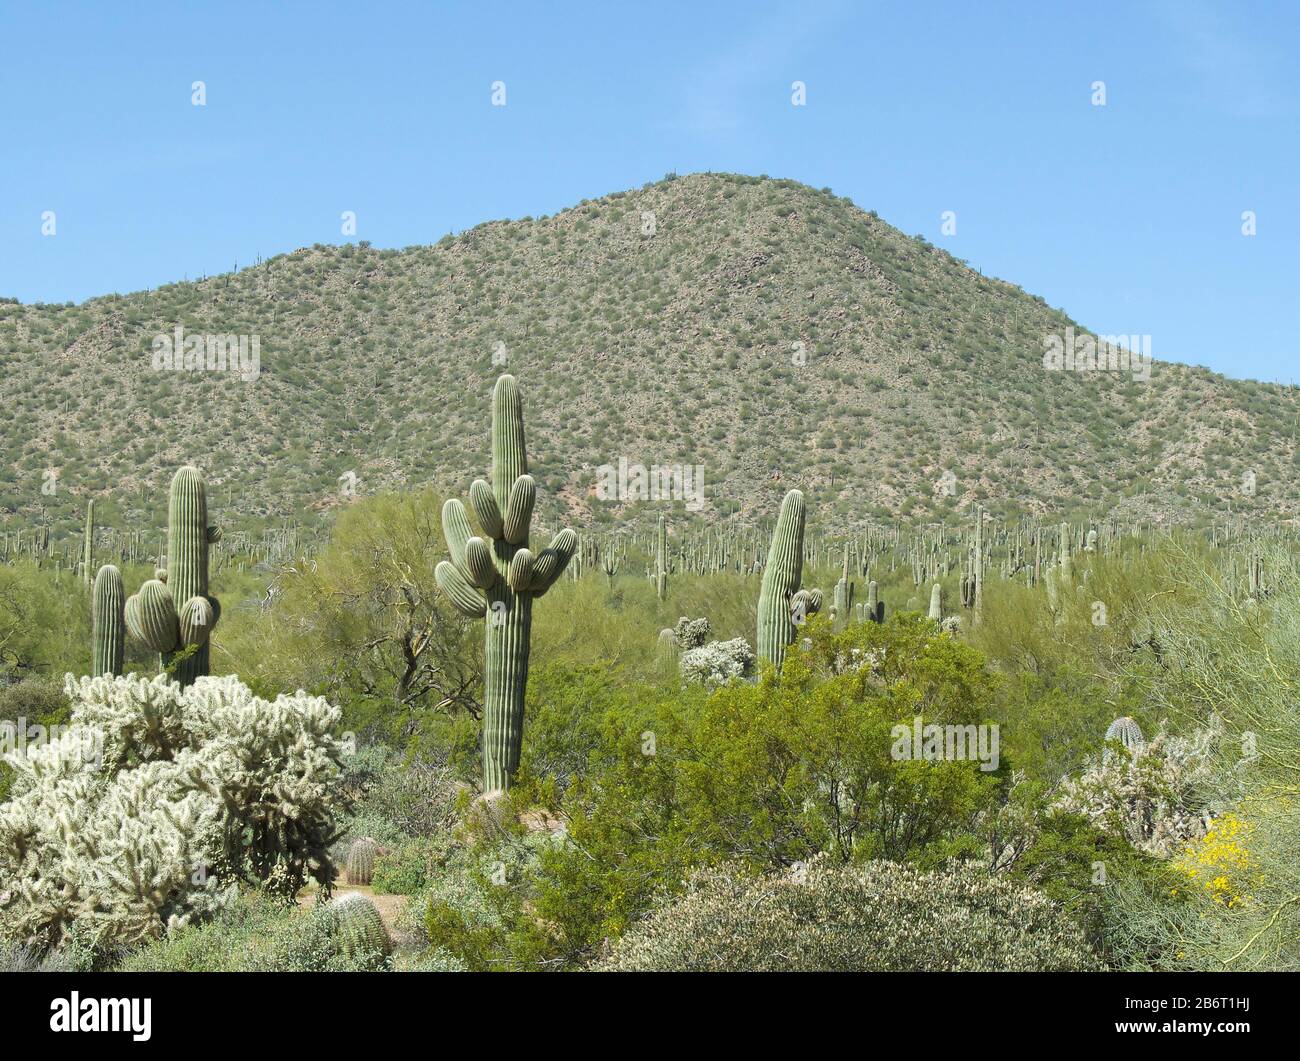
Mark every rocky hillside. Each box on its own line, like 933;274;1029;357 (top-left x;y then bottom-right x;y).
2;172;1297;536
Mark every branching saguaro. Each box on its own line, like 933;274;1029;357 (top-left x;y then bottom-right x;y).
124;466;222;687
435;375;577;792
756;488;821;671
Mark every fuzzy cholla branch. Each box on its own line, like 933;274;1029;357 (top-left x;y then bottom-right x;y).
1052;718;1222;857
678;638;756;687
0;674;346;952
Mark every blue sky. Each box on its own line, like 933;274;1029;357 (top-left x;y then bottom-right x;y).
1;0;1296;381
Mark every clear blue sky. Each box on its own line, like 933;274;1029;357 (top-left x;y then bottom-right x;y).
2;0;1296;381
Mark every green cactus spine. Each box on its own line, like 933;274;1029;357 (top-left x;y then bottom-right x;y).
91;564;125;677
124;466;221;687
435;376;576;792
757;489;820;669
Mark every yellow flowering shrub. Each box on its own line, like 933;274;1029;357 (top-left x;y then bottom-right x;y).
1174;813;1257;909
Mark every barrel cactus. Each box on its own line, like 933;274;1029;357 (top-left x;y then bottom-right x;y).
124;467;221;687
435;375;577;792
757;489;821;669
345;837;381;885
328;892;391;962
91;564;126;677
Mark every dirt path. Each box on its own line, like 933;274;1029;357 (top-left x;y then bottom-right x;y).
298;877;409;937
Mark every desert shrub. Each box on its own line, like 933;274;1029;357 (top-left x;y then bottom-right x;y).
119;890;389;972
372;836;445;895
1004;809;1185;966
403;825;561;971
0;677;70;801
598;856;1101;971
481;618;1008;966
0;674;346;952
334;745;464;852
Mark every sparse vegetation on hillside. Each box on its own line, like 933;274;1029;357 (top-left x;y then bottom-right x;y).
4;173;1298;542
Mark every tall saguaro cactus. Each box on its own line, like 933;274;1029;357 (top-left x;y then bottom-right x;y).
757;489;821;670
82;500;95;586
435;375;577;792
124;466;222;687
655;513;668;601
91;564;125;677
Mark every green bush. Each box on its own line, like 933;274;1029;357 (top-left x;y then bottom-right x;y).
119;891;390;972
599;856;1101;971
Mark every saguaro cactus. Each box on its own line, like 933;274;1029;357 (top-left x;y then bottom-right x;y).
1104;716;1145;756
832;544;854;631
655;513;668;601
124;466;221;687
435;375;577;792
91;564;125;677
82;500;95;586
757;489;821;669
928;582;943;621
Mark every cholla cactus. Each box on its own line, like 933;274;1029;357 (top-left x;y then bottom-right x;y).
0;673;346;949
679;638;756;687
346;837;381;885
328;892;391;961
1053;718;1221;857
124;467;221;687
435;376;577;792
673;616;711;650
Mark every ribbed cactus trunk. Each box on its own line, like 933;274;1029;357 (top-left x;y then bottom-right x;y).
655;513;668;601
82;500;95;586
973;506;984;625
91;564;125;676
757;489;812;669
928;582;942;621
435;376;577;793
169;468;211;686
124;467;221;688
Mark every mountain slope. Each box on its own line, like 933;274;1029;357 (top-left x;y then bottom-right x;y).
2;172;1297;536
